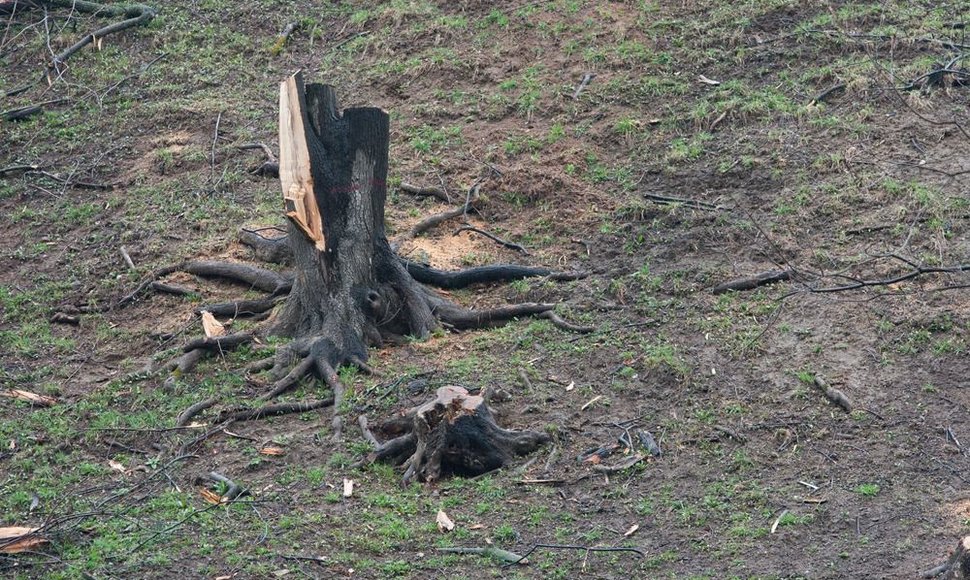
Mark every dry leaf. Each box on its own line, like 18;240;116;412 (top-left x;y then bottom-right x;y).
200;488;222;505
259;446;286;456
436;510;455;532
200;311;226;338
623;524;639;537
0;527;47;554
342;478;354;498
108;460;125;473
469;523;484;530
3;389;57;407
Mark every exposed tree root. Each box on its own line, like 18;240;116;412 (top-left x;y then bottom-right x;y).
182;260;290;294
216;399;333;423
356;386;550;485
175;397;219;428
403;261;586;290
400;182;450;202
198;296;285;318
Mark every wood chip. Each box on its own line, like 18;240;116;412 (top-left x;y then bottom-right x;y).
623;523;639;537
770;509;788;534
565;381;575;392
259;446;286;456
698;74;721;85
436;510;455;532
580;395;602;411
2;389;57;407
200;310;226;338
0;526;47;554
342;478;354;498
200;488;222;505
0;527;38;540
108;460;126;473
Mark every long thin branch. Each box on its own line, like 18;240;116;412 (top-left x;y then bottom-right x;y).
797;263;970;294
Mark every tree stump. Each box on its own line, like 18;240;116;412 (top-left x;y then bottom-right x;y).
127;75;588;444
936;536;970;579
362;386;550;485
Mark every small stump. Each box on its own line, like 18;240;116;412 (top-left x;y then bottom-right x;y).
362;386;550;485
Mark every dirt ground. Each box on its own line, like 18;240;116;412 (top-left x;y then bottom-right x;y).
2;1;970;579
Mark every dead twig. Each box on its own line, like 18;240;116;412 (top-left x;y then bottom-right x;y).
454;225;529;255
572;72;595;99
644;192;722;210
712;269;793;294
438;546;529;565
506;543;645;566
807;83;846;105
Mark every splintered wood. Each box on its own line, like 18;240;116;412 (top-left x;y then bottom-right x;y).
279;74;325;251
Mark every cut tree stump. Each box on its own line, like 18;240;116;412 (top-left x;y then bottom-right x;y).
360;386;550;485
109;74;589;444
931;536;970;579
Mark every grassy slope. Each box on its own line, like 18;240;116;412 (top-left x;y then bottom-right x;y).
2;1;970;578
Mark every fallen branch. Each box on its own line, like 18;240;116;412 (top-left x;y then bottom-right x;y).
0;164;40;176
712;269;792;294
438;546;529;565
454;225;529;255
591;453;645;473
794;261;970;295
400;182;449;202
813;375;852;414
42;1;157;86
506;543;645;566
1;98;67;121
807;83;846;105
644;192;722;210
